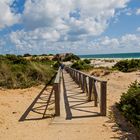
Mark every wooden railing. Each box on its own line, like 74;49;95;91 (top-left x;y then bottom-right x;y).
65;67;107;116
53;67;61;116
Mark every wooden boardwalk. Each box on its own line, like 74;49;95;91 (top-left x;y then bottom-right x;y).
17;68;110;140
46;70;112;140
1;68;137;140
53;70;100;122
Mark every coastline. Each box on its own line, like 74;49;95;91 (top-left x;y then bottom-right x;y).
80;57;140;60
78;52;140;59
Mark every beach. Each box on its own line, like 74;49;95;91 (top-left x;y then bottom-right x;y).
0;58;139;139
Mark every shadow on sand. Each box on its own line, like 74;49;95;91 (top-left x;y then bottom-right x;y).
107;105;140;140
19;74;56;122
62;71;100;120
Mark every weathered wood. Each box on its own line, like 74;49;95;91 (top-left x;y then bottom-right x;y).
65;66;107;116
76;72;79;84
54;83;60;116
79;73;82;87
81;74;84;92
88;77;93;101
100;81;107;116
54;67;61;83
85;76;89;96
54;67;61;116
82;75;86;92
82;75;86;93
93;80;98;107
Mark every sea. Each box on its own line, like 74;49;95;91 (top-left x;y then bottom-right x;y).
79;52;140;59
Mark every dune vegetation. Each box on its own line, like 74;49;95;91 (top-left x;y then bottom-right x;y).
0;54;56;89
71;59;93;70
117;81;140;131
113;59;140;72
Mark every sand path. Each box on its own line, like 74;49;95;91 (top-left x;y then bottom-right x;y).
0;70;140;139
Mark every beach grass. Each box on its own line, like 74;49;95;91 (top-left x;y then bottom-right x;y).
0;55;56;89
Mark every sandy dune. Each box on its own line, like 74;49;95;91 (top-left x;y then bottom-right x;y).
0;85;54;140
0;69;140;139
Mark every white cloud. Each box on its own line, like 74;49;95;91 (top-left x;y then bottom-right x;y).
101;36;119;47
83;34;140;54
119;34;140;52
136;8;140;15
137;27;140;32
121;34;138;44
0;0;20;29
22;0;129;37
0;0;133;54
8;29;140;54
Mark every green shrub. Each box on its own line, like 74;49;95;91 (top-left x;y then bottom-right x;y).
83;59;91;64
117;81;140;130
23;53;31;57
63;54;80;62
71;60;93;70
30;57;50;63
4;54;29;65
113;59;140;72
53;61;60;69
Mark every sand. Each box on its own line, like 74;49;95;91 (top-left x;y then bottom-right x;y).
0;85;54;140
0;60;140;140
90;59;118;68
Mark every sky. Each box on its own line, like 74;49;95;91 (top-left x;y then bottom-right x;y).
0;0;140;55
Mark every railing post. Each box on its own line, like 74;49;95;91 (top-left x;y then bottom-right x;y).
54;67;61;116
88;77;93;101
81;74;84;91
85;76;89;95
93;80;98;107
54;83;60;116
74;71;76;81
81;74;84;92
79;73;82;87
76;71;78;84
100;81;107;116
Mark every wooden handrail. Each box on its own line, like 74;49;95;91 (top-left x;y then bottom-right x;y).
65;66;107;116
54;67;61;84
66;67;106;82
